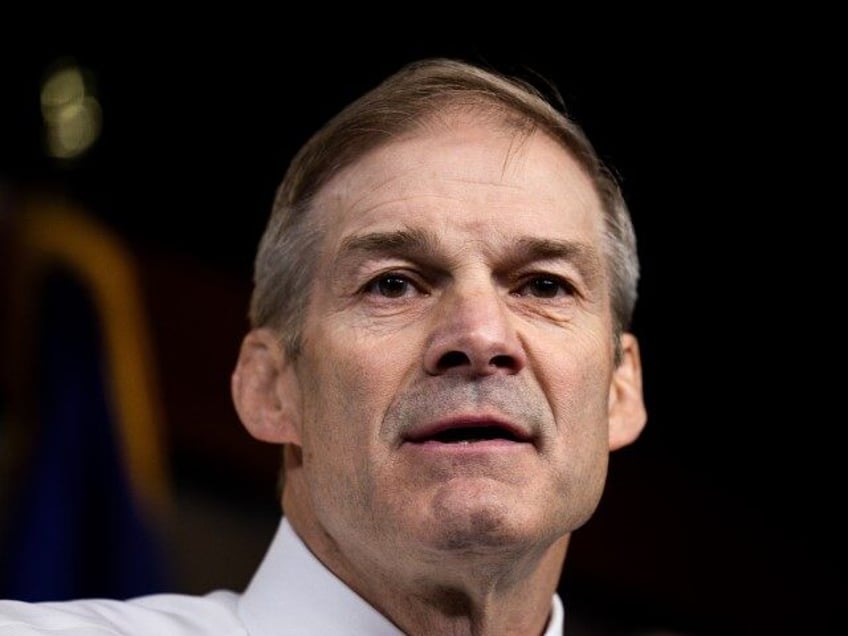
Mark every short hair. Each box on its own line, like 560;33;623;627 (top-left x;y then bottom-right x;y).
250;58;639;361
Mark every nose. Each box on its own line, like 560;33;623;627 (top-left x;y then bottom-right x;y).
424;284;527;377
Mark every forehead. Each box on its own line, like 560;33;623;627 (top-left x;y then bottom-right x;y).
311;114;605;256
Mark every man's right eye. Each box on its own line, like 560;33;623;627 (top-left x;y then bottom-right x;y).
365;274;416;298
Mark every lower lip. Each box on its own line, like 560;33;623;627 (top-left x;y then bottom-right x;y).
403;439;532;453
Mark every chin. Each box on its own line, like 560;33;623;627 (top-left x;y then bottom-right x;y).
420;494;541;555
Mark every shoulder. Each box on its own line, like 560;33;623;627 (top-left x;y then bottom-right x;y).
0;590;245;635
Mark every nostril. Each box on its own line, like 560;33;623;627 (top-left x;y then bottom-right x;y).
434;351;518;374
490;354;515;369
436;351;470;371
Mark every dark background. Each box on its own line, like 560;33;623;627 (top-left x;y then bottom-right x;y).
1;24;841;634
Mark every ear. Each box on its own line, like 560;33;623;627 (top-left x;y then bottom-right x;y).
608;333;647;451
231;328;302;445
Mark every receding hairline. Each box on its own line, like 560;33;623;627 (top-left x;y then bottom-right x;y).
293;99;554;218
310;105;572;205
251;57;639;358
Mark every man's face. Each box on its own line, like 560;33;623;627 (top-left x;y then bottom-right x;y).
288;115;628;569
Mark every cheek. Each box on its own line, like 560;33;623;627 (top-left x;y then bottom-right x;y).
297;327;411;464
295;352;374;525
296;329;418;533
534;328;614;429
328;331;412;417
541;357;612;528
536;331;614;483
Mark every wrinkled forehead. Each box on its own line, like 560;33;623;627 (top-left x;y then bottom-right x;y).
310;112;605;251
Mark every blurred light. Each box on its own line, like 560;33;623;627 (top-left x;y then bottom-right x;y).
40;60;102;160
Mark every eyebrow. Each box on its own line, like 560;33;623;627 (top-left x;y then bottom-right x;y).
507;236;604;284
511;236;601;272
337;228;439;260
334;229;604;287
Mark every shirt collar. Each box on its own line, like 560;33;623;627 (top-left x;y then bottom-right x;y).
238;517;564;635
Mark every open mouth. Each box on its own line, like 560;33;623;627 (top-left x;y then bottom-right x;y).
405;419;532;445
427;425;523;444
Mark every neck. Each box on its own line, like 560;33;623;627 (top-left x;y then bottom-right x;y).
283;483;568;636
375;544;567;636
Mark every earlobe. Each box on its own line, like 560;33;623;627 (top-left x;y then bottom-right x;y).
608;333;647;451
231;328;302;445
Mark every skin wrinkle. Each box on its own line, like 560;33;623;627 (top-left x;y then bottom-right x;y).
298;118;608;568
322;126;542;241
382;374;548;452
237;106;646;636
499;126;535;183
336;230;603;292
331;231;605;338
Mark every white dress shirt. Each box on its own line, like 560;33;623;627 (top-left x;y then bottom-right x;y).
0;517;564;635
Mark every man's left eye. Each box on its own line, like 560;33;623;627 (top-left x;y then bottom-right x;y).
517;276;572;299
365;274;417;298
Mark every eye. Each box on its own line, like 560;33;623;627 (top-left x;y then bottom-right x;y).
516;275;574;299
364;273;419;298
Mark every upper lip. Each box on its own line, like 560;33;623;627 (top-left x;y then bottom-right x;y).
403;413;535;444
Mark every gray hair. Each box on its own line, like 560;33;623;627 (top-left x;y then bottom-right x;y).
250;58;639;361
